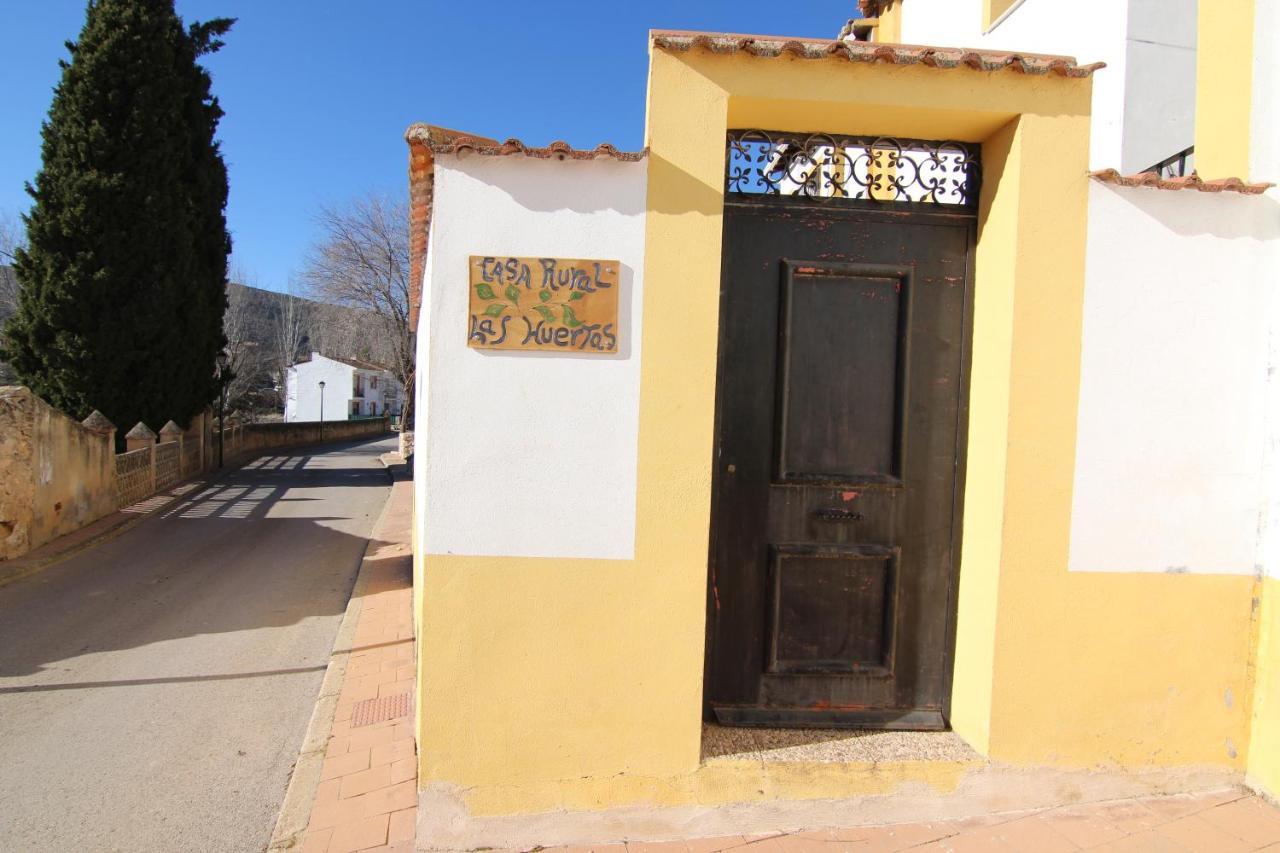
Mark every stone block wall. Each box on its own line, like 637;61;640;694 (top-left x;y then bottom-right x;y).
240;417;390;454
0;386;117;561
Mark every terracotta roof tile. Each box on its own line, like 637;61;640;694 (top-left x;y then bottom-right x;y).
404;123;645;162
650;30;1104;77
1090;169;1274;195
299;352;392;371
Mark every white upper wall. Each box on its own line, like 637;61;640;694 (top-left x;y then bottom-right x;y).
1254;0;1280;581
285;353;396;422
1254;0;1280;182
1069;181;1280;576
1122;0;1198;173
286;356;354;422
898;0;1195;173
415;154;647;560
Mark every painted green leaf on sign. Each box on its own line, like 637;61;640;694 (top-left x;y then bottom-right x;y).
475;283;497;300
568;291;584;301
539;290;552;303
533;305;556;322
505;285;520;305
483;303;506;317
562;305;583;328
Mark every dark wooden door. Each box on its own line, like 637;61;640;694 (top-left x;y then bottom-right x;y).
706;200;974;729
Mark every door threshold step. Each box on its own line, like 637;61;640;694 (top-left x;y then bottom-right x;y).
701;721;979;764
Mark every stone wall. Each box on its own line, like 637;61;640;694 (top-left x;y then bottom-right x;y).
1;385;390;562
0;387;117;561
239;417;389;454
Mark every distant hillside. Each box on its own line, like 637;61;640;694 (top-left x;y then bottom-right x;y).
223;282;394;417
0;272;393;410
225;282;391;365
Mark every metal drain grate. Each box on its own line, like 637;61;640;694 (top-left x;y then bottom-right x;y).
350;692;413;728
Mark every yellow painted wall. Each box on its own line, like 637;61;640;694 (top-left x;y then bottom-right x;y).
984;0;1019;31
0;386;118;562
947;116;1021;755
877;1;902;43
968;103;1258;769
1195;0;1256;177
415;48;726;790
415;40;1263;818
1249;577;1280;799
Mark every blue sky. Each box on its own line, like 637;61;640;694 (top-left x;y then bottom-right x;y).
1;2;856;292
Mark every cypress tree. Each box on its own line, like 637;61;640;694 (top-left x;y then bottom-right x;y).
2;0;233;434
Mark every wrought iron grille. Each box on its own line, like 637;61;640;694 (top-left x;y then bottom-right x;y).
1145;145;1194;180
726;130;981;208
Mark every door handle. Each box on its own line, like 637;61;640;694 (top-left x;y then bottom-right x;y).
813;508;864;522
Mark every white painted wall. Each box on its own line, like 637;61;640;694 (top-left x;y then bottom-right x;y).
1123;0;1197;174
1068;181;1280;575
898;0;1196;173
1253;0;1280;582
1253;0;1280;183
414;155;647;560
284;354;394;422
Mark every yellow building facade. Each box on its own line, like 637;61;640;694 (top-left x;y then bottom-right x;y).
408;5;1279;846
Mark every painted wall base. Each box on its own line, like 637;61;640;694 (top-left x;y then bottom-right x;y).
416;763;1243;850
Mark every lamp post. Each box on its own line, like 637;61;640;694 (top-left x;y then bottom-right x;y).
318;380;326;442
215;350;230;468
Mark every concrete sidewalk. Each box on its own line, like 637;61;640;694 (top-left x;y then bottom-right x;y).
271;453;417;853
550;790;1280;852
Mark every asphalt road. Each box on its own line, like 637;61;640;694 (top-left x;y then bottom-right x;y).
0;435;397;853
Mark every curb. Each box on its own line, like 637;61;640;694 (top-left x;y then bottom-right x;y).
267;454;404;851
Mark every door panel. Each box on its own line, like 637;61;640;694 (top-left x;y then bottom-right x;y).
768;544;898;675
777;263;910;484
706;201;973;729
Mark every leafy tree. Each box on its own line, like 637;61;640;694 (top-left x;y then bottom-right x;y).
304;194;416;429
2;0;234;434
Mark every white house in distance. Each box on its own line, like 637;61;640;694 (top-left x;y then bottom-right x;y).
283;352;402;422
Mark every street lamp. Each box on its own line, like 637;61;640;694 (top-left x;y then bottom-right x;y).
318;380;326;442
215;350;230;468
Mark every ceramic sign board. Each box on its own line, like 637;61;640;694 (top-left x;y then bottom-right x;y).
467;255;620;353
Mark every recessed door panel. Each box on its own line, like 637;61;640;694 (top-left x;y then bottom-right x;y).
768;544;898;675
777;264;910;485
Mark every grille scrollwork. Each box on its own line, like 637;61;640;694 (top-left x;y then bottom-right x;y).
727;130;981;208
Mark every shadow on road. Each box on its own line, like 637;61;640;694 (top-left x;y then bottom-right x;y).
0;436;396;681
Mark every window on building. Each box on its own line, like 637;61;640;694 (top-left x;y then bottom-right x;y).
353;374;365;398
371;376;378;390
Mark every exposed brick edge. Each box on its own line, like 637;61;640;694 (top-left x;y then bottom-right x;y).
406;131;433;335
1091;169;1275;195
406;124;645;163
651;30;1105;78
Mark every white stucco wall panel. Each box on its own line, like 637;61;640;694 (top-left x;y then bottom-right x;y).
900;0;1128;171
417;155;647;560
1069;181;1280;575
1121;30;1196;173
1253;0;1280;182
285;355;356;422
